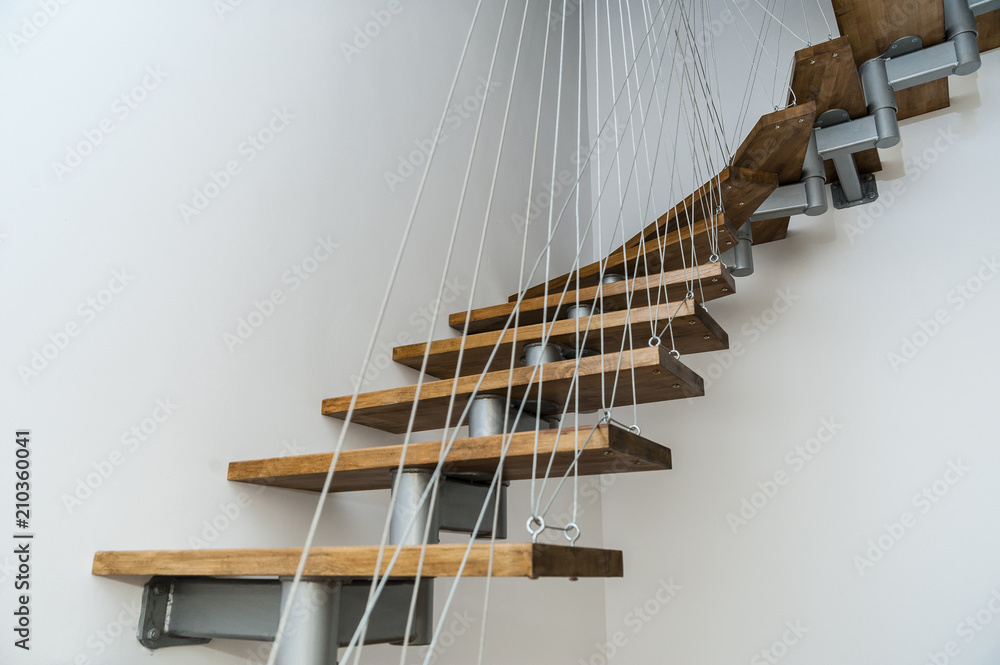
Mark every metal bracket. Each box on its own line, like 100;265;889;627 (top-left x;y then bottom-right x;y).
138;576;434;661
832;173;878;209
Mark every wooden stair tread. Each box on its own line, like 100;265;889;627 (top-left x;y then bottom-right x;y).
788;37;883;183
228;424;670;493
832;0;949;121
92;543;623;579
621;167;778;251
396;301;726;379
501;263;732;311
514;214;737;302
732;101;818;184
322;346;703;434
979;9;1000;53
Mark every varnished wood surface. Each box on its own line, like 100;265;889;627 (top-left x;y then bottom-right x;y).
93;543;624;579
788;37;882;180
396;301;726;379
832;0;950;120
751;217;791;245
979;9;1000;53
322;346;704;434
515;214;736;301
228;424;671;493
732;102;817;184
470;265;733;333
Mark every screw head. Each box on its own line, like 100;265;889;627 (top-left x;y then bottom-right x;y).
652;369;661;375
726;240;733;245
810;59;816;64
775;125;781;129
832;52;838;57
868;192;877;199
703;335;711;339
688;320;697;325
711;278;719;283
146;628;161;641
153;584;167;596
721;288;729;293
602;451;613;456
671;384;681;389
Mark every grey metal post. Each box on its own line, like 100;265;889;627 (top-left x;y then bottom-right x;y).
945;0;981;74
523;342;564;366
728;223;754;277
858;58;901;150
801;132;828;216
275;579;340;665
390;469;440;546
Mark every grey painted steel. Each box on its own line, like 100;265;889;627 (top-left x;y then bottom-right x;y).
945;0;982;75
275;579;339;665
166;578;280;641
859;59;901;147
138;577;213;648
815;115;882;204
390;469;440;546
747;182;809;221
832;173;879;209
565;302;597;319
339;580;433;647
971;0;1000;14
439;477;508;539
726;223;754;277
468;395;541;437
522;342;564;366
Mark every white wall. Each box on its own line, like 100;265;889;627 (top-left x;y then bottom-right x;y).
599;48;1000;665
0;1;603;663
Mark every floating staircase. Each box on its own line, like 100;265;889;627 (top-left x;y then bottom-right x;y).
92;1;1000;662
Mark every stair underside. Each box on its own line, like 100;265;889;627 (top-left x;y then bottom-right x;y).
622;167;777;251
228;424;670;493
832;0;949;121
322;346;703;434
788;37;882;183
515;214;737;302
458;264;733;334
396;301;726;379
92;543;623;579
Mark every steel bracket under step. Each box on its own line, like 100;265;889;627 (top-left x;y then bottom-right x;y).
138;576;433;664
749;0;983;217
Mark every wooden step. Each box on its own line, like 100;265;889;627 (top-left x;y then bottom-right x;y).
621;167;777;251
832;0;949;121
499;263;733;313
788;37;882;184
322;346;703;434
93;543;623;579
515;214;737;302
731;101;817;184
228;424;670;493
980;9;1000;53
396;301;726;379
